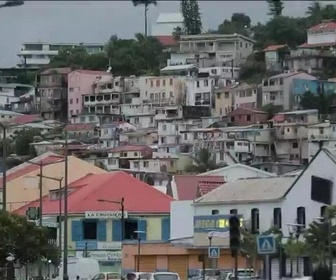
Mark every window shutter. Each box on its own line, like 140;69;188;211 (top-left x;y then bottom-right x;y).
112;220;122;241
161;217;170;241
97;220;107;241
71;220;83;241
137;219;147;240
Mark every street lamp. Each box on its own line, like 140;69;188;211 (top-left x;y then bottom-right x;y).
286;223;305;277
48;259;52;280
134;230;145;272
0;0;24;8
97;198;125;241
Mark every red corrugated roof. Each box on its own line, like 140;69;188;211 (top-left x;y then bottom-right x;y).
263;44;287;52
109;145;152;153
197;182;222;197
64;123;94;131
14;171;174;215
0;154;64;186
174;175;225;200
298;42;336;48
270;114;285;123
229;107;267;116
155;36;178;46
40;68;72;75
11;114;42;125
72;70;111;75
309;21;336;32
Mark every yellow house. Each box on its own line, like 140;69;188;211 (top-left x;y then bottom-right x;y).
0;151;107;212
15;171;173;273
213;86;233;117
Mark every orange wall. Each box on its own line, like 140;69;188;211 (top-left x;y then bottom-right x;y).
123;243;249;271
7;155;107;212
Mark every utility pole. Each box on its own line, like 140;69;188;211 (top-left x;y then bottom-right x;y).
1;124;6;211
63;132;69;280
38;162;43;279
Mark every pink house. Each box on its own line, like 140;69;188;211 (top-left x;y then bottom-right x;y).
67;70;111;119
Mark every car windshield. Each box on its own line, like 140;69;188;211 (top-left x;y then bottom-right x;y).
154;274;178;280
138;273;153;280
107;274;120;280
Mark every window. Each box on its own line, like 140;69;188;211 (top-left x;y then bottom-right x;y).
211;210;219;215
76;98;79;104
321;205;327;218
292;142;298;148
156;80;160;87
162;124;166;131
69;87;74;92
197;81;200;88
273;208;282;229
134;152;138;157
251;208;259;233
143;162;149;167
297;207;306;228
70;99;73;104
170;79;173;86
204;80;208;87
247;115;251;121
150;80;153;87
133;162;139;168
230;209;237;215
83;220;97;240
124;220;138;240
320;128;324;134
184;133;187;140
163;79;166;86
162;92;166;98
70;110;73;116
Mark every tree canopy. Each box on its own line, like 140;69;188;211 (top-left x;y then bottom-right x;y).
180;0;202;35
185;148;225;173
0;211;59;270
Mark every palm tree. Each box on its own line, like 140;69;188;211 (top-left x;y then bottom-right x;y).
306;1;322;24
132;0;157;36
184;148;226;174
304;206;336;265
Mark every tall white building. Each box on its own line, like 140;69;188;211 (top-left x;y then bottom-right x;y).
17;42;104;69
151;13;183;36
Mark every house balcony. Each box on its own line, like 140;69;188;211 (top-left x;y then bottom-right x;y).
84;94;120;106
143;98;174;106
309;134;330;141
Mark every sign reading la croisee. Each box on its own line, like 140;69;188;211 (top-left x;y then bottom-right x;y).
85;211;128;219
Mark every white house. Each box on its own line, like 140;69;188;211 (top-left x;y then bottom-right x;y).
170;148;336;277
151;13;183;37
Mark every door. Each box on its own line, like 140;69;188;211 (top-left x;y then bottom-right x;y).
168;256;188;280
135;256;156;272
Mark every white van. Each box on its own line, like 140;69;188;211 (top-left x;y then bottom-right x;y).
54;257;100;280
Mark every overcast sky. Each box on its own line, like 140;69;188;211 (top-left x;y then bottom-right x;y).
0;0;313;68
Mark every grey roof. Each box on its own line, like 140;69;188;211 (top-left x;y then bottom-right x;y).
195;176;297;204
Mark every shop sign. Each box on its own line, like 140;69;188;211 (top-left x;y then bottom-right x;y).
85;211;128;219
87;251;122;261
194;215;243;233
97;242;122;250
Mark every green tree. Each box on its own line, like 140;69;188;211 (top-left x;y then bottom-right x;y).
300;91;336;115
49;46;88;69
82;52;109;71
94;161;108;171
185;148;223;173
105;34;165;76
0;211;59;276
267;0;284;17
217;13;251;37
261;103;283;119
132;0;157;36
306;1;323;25
14;129;42;156
172;26;183;41
181;0;202;35
283;238;307;272
253;16;307;50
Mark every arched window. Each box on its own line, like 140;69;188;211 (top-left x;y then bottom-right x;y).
211;209;219;215
297;207;306;228
251;208;260;233
273;208;282;229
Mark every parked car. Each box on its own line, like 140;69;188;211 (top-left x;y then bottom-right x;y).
92;272;122;280
124;272;180;280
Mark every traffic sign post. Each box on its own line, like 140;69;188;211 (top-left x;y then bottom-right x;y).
257;235;276;280
208;247;220;259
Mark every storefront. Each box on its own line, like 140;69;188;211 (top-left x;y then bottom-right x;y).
75;241;122;272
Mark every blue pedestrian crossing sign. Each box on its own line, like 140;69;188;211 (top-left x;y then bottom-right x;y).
208;247;220;258
257;235;276;254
